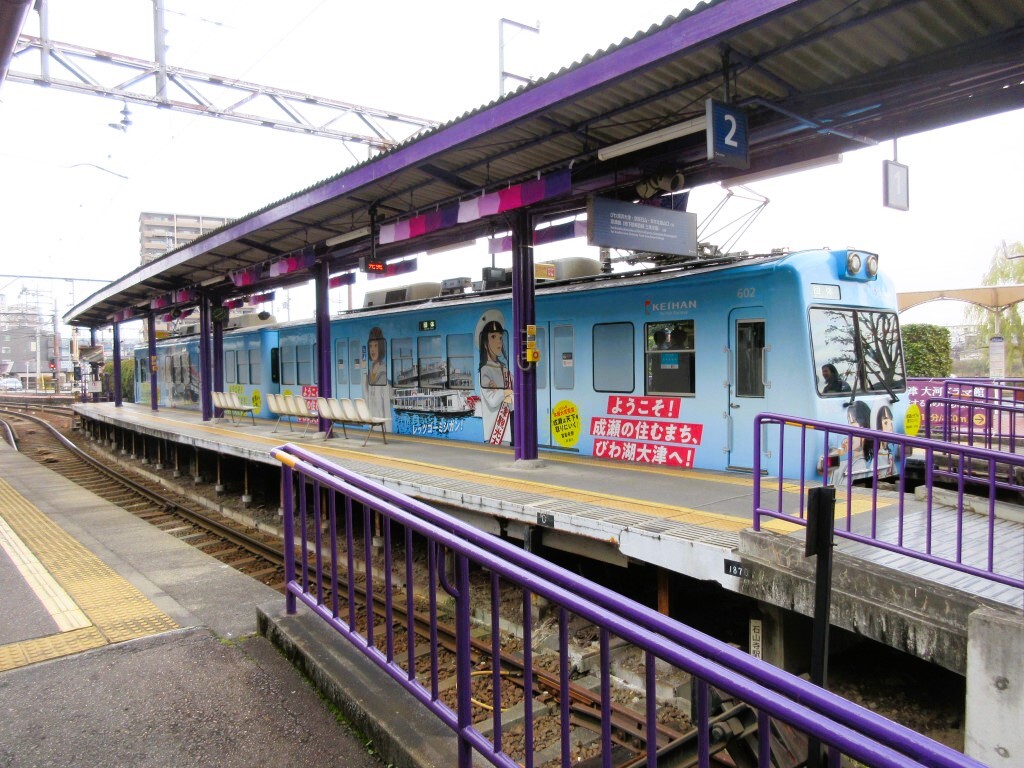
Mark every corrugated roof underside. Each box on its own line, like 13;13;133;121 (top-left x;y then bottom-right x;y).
64;0;1024;327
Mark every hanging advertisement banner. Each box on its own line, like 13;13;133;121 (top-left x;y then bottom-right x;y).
587;197;697;257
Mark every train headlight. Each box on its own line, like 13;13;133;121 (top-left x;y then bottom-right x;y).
846;252;862;276
865;253;879;277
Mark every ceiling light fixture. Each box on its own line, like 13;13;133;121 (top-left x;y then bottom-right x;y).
597;116;708;161
325;226;372;247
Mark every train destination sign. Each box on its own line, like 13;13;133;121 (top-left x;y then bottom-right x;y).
587;197;697;258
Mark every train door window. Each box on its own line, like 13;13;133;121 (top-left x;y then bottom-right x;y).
446;333;473;389
552;325;575;390
281;344;297;385
735;320;765;398
594;323;633;393
270;347;280;384
645;321;694;395
224;350;237;384
335;339;347;385
296;344;314;384
249;348;262;385
139;362;148;383
417;335;443;389
392;337;414;389
349;339;361;387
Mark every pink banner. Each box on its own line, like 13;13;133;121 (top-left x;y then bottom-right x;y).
593;439;695;467
590;417;702;445
606;395;681;420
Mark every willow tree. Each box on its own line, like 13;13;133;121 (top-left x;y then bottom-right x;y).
968;241;1024;376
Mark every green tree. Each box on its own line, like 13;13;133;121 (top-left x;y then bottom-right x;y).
902;324;952;377
968;241;1024;375
102;358;136;402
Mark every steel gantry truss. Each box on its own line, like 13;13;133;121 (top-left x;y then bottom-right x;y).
7;0;438;151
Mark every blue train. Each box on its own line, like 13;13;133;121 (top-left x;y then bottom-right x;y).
135;247;908;478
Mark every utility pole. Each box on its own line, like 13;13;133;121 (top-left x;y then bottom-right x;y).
498;18;540;97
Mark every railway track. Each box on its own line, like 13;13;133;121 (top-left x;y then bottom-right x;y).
0;406;286;587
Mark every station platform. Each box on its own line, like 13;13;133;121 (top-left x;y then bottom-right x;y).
0;441;454;767
67;401;1023;678
4;402;1022;765
71;402;789;580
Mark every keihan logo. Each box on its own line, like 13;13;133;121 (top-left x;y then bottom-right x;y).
645;299;697;314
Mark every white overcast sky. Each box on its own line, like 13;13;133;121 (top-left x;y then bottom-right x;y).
1;0;1022;333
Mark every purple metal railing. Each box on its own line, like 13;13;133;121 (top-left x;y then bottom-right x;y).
909;378;1024;441
924;398;1024;487
272;441;980;768
753;413;1024;595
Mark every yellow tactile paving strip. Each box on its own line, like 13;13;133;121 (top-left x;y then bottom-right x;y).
0;476;178;672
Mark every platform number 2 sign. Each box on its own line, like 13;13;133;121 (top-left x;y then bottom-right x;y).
706;99;749;170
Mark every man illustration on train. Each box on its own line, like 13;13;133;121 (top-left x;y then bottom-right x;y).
476;310;513;445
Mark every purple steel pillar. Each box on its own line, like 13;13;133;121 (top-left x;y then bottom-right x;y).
199;293;212;421
510;209;538;461
90;328;100;402
147;313;158;411
315;257;332;434
212;305;224;397
113;321;123;407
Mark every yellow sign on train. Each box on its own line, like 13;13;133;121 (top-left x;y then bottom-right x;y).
551;400;581;448
904;403;921;437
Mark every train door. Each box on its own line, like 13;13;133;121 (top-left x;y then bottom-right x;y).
544;324;576;448
726;307;768;471
533;325;551;446
333;336;359;399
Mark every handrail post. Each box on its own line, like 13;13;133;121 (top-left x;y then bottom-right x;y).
454;553;473;768
752;414;762;530
281;464;296;615
806;484;836;768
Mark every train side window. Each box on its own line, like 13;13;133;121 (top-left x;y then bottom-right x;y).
553;325;575;390
249;348;262;385
335;339;347;385
645;320;695;395
296;344;314;384
418;335;443;389
238;347;250;384
594;323;633;393
224;350;237;384
392;337;414;389
446;333;473;389
281;344;297;385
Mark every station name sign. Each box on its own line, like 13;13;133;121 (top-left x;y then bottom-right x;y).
587;197;697;258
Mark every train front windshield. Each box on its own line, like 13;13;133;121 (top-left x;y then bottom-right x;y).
810;307;906;396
